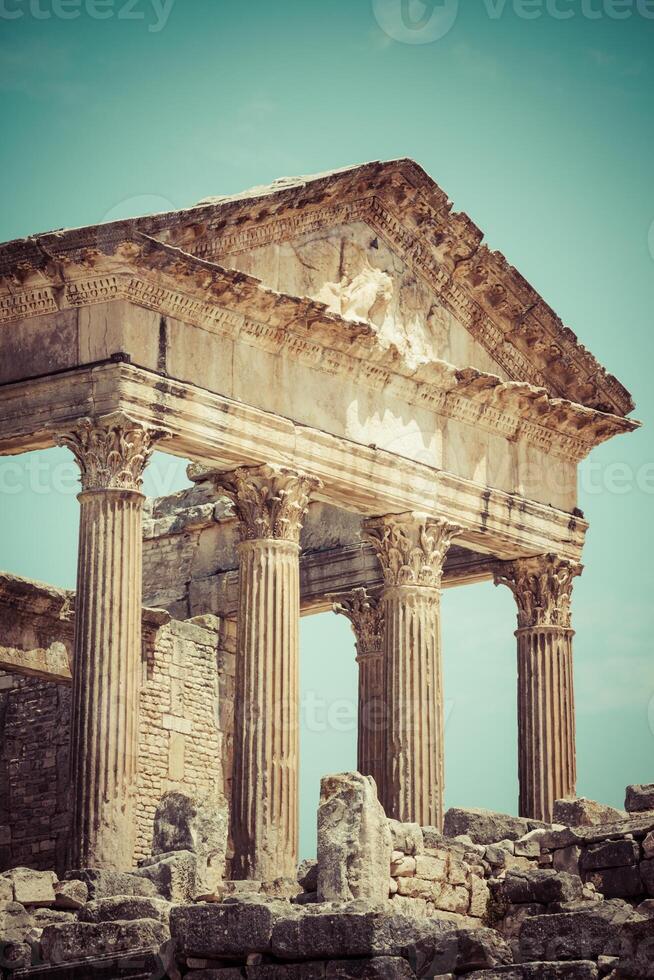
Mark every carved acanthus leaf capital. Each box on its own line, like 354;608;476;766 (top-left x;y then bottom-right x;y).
494;554;583;629
56;415;168;492
362;513;462;589
211;464;322;544
331;588;384;659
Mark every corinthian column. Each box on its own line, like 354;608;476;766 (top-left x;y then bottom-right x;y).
332;589;385;800
362;514;461;829
494;555;583;823
210;465;321;881
57;415;165;869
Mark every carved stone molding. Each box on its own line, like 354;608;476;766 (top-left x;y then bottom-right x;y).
210;464;322;544
56;415;168;492
363;513;462;589
494;554;583;629
331;588;384;659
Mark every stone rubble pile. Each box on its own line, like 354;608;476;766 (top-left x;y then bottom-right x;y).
1;778;654;978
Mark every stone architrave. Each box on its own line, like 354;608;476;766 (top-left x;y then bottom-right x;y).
57;415;166;869
209;464;321;881
494;554;583;823
362;514;461;829
332;589;386;801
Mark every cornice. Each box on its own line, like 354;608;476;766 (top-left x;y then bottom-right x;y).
0;236;638;462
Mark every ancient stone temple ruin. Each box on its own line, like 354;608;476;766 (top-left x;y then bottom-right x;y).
0;160;650;979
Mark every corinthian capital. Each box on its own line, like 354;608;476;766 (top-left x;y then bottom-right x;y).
210;464;322;544
331;588;384;659
362;513;461;589
494;554;583;629
56;415;168;492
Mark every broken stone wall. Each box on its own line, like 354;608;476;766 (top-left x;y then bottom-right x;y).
0;605;235;874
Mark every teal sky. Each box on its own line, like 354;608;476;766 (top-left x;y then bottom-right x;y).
0;0;653;859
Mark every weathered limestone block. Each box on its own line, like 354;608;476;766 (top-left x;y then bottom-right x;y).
585;865;643;899
496;869;583;906
136;850;197;902
626;785;654;813
553;798;626;827
388;821;424;856
518;900;637;962
552;845;582;876
171;900;293;958
63;869;159;900
465;965;598;979
54;880;88;910
431;883;469;915
580;839;639;871
248;959;415;980
640;858;654;897
316;773;392;904
414;855;446;881
396;877;433;900
152;791;228;898
644;832;654;859
0;940;32;971
0;902;34;941
469;877;491;919
618;917;654;978
78;895;171;924
405;926;512;977
270;909;454;961
443;809;539;845
3;869;57;907
39;918;169;965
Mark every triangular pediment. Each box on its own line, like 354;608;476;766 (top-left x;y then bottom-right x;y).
146;159;633;417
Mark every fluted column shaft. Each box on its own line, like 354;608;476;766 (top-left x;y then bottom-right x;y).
234;537;300;880
363;514;461;829
495;555;582;823
332;589;385;799
210;465;321;881
57;416;164;869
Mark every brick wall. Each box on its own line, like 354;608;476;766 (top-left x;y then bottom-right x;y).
0;615;235;875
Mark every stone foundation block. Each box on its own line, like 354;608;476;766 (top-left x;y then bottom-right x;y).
63;869;159;900
465;964;598;979
414;855;446;881
247;958;415;980
443;809;540;845
171;900;292;958
78;895;171;924
39;918;169;965
406;925;512;977
518;901;636;962
271;909;453;961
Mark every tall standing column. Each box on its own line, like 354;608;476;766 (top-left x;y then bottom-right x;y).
57;415;165;869
494;555;583;823
363;514;461;829
332;588;385;800
210;465;321;882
